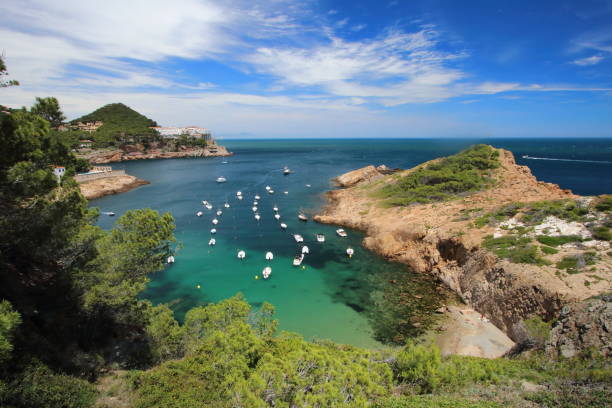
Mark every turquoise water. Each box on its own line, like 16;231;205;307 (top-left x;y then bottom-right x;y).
93;138;612;347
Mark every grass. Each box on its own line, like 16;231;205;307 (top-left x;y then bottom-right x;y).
520;199;589;225
592;226;611;241
594;195;612;212
473;203;522;228
556;252;598;274
379;145;499;206
482;235;549;265
536;235;583;247
540;245;559;255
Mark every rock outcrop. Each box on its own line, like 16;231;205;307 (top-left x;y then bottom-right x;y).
79;175;149;200
80;144;232;164
314;148;609;343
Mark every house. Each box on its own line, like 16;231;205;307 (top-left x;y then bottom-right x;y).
52;166;65;182
71;121;103;132
79;140;93;148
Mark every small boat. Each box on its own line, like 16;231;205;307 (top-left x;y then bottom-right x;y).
216;210;222;216
302;245;309;254
102;211;115;216
346;247;354;258
306;184;311;187
224;203;230;208
522;155;529;159
265;251;273;260
237;250;246;259
205;204;213;210
293;253;304;266
298;213;308;222
255;195;261;200
262;266;272;279
236;191;242;196
222;160;228;164
316;234;325;243
196;211;203;217
273;206;279;212
209;238;216;246
167;255;175;264
212;218;219;225
210;228;216;234
253;201;258;206
216;177;227;183
274;214;280;220
294;234;304;243
283;191;288;195
265;186;271;191
283;166;291;175
280;223;287;229
254;214;261;221
202;200;209;206
268;189;275;194
252;206;258;212
336;229;347;237
238;195;243;200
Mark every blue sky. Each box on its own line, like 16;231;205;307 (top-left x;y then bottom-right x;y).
1;0;611;138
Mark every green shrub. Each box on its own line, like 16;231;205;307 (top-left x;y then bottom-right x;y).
592;226;611;241
395;341;443;393
524;316;552;346
483;235;548;265
540;245;559;255
380;145;499;206
536;235;582;247
374;395;501;408
521;200;588;225
474;203;522;228
594;195;612;212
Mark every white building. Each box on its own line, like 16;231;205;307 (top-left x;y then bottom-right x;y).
53;166;65;182
151;126;213;143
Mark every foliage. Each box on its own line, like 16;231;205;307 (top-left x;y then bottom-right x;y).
2;361;96;408
592;226;611;241
520;199;589;225
482;235;549;265
556;252;598;274
536;235;582;247
523;316;552;347
540;245;558;255
145;303;185;364
0;56;19;87
594;195;612;212
374;396;501;408
31;96;66;128
0;300;20;363
473;203;522;228
379;145;499;206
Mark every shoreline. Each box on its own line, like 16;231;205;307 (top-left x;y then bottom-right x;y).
79;175;149;200
78;144;232;164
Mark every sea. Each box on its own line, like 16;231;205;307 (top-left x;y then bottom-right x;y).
94;138;612;348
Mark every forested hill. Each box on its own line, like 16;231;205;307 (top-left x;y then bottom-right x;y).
71;103;157;128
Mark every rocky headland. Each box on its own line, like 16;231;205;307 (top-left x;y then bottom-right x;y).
79;175;149;200
79;142;232;164
315;147;611;357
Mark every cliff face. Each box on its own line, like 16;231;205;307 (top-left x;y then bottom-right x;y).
315;149;610;342
81;143;232;164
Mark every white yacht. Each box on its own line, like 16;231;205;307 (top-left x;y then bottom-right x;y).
236;191;242;197
262;266;272;279
273;206;279;212
254;214;261;221
237;250;246;259
253;201;258;206
298;213;308;222
210;228;216;234
196;211;203;217
293;253;304;266
336;229;347;237
216;210;222;216
255;195;261;200
167;255;175;264
294;234;304;243
209;238;216;246
212;218;219;225
280;223;288;229
265;186;271;191
216;177;227;183
202;200;209;206
301;245;309;254
274;214;281;220
205;204;213;210
316;234;325;243
268;189;275;194
224;203;230;208
265;251;274;261
252;206;258;212
283;166;291;175
346;247;354;258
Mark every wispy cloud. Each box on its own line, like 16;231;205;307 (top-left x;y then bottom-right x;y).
571;55;604;66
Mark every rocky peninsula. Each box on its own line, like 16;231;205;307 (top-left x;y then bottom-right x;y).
78;142;232;164
79;174;149;200
315;146;611;357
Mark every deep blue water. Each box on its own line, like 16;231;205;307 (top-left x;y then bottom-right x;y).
93;138;612;347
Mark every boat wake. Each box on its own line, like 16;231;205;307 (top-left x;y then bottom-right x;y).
521;155;612;164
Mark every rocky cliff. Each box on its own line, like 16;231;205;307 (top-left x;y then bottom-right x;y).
79;175;149;200
315;148;610;347
80;143;232;164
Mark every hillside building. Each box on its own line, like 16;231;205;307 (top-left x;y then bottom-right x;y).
150;126;213;143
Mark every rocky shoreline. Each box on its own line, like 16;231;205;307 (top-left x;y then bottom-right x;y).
79;144;232;164
315;148;610;357
79;175;149;200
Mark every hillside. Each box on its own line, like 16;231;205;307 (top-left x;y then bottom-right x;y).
71;102;157;128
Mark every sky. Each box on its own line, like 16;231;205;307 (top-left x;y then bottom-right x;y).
1;0;612;138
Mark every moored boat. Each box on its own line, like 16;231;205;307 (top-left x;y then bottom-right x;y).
196;211;203;217
255;195;261;200
336;228;347;237
206;204;213;210
301;245;309;254
237;250;246;259
210;228;216;234
293;253;304;266
262;266;272;279
252;206;258;212
224;203;230;208
294;234;304;243
216;210;222;216
283;166;291;175
273;206;279;212
212;218;219;225
346;247;354;258
265;186;271;191
209;238;216;246
102;211;115;216
274;214;281;220
265;251;273;260
216;177;227;183
280;223;287;229
298;213;308;222
316;234;325;243
167;255;175;264
254;214;261;221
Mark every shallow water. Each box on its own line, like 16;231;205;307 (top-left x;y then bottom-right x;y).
93;138;612;347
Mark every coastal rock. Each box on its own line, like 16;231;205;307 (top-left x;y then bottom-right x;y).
79;175;149;200
334;165;383;187
83;144;232;164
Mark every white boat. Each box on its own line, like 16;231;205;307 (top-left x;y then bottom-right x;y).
293;253;304;266
252;206;258;212
262;266;272;279
336;229;347;237
294;234;304;243
280;223;287;229
298;213;308;222
301;245;309;254
274;214;281;220
216;177;227;183
238;195;243;200
236;191;242;196
254;214;260;221
265;186;271;191
273;206;279;212
102;211;115;216
221;160;228;164
237;250;246;259
346;247;354;258
255;195;261;200
209;238;216;246
202;200;209;206
253;201;258;206
212;218;219;225
196;211;203;217
283;191;288;195
316;234;325;243
224;203;230;208
268;189;274;194
216;210;222;216
167;255;175;264
265;251;273;260
210;228;216;234
283;166;291;175
205;204;213;210
306;184;311;187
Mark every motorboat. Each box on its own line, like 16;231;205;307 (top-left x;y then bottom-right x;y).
196;211;203;217
255;195;261;200
202;200;209;206
236;191;242;196
262;266;272;279
210;228;216;234
346;247;354;258
252;206;258;212
205;204;213;210
253;201;258;206
298;213;308;222
216;177;227;183
316;234;325;243
283;166;291;175
221;160;228;164
336;229;347;237
274;214;280;220
268;189;275;194
238;195;243;200
167;255;175;264
273;206;279;212
212;218;219;225
102;211;115;216
301;245;309;254
216;210;222;216
305;184;311;187
293;253;304;266
283;191;288;195
265;251;274;260
265;186;271;191
280;223;287;229
294;234;304;243
254;214;261;221
209;238;216;246
237;250;246;259
224;203;230;208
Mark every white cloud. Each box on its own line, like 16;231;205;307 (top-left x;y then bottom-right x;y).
572;55;604;66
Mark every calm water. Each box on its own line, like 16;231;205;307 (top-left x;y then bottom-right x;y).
94;138;612;347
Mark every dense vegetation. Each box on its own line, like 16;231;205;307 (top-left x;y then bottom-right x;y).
378;144;499;206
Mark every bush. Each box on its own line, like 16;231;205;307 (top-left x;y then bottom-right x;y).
483;235;549;265
521;200;588;225
374;395;501;408
540;245;559;255
594;195;612;212
536;235;582;247
592;226;611;241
